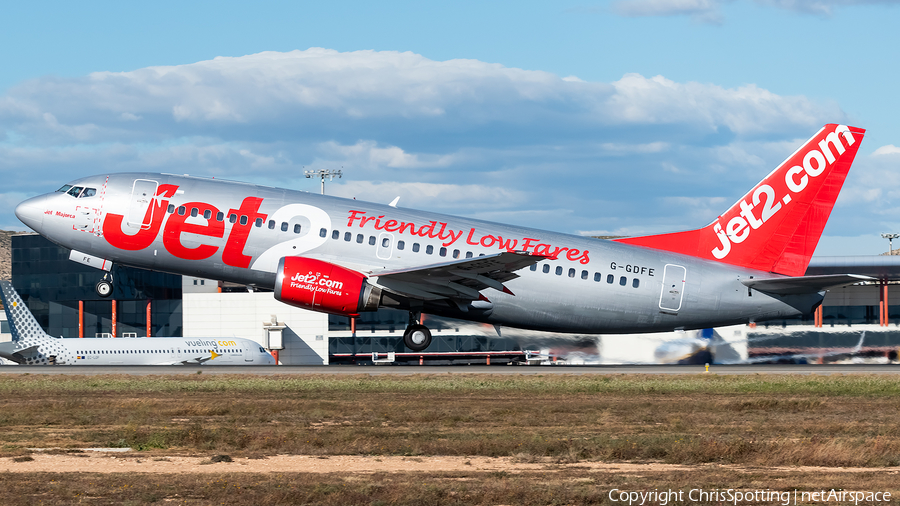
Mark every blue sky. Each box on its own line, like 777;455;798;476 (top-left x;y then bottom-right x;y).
2;0;899;254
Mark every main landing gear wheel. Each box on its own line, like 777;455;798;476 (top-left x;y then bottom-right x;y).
96;273;113;298
403;324;432;352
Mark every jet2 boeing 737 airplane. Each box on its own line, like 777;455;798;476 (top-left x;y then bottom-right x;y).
0;281;276;366
15;124;870;352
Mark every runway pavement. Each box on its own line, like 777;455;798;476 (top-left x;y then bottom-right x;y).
0;364;898;375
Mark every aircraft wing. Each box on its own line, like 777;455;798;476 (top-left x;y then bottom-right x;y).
742;274;873;295
370;251;545;302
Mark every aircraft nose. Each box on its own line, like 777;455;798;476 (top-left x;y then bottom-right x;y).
15;196;47;233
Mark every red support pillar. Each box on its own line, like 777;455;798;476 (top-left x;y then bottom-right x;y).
78;300;84;338
146;300;152;337
271;350;279;364
884;283;890;327
111;299;117;337
350;317;356;336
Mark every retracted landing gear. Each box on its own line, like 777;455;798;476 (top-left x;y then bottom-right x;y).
403;312;432;352
96;272;113;298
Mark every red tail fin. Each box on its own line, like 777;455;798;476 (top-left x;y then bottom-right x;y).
614;124;865;276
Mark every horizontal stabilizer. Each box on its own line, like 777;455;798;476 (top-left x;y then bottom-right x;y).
742;274;872;295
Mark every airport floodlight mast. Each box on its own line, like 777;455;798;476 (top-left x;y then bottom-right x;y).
882;233;899;255
304;168;342;195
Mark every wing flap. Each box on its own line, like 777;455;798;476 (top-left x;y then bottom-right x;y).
371;251;544;301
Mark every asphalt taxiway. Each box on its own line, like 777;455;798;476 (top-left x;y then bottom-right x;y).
0;364;897;375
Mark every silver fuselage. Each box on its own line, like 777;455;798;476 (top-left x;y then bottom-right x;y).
15;173;819;334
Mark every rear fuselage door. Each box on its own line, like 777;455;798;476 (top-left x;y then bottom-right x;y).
659;264;686;313
127;179;159;229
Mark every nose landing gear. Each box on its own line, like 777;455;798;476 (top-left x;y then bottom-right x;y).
403;312;432;352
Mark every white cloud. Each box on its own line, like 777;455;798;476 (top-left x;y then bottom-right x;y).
317;141;458;169
873;144;900;156
0;49;855;240
330;181;529;212
613;0;724;23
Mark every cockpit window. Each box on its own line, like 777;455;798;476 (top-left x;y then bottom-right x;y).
66;186;84;198
80;188;96;198
258;347;265;353
56;185;72;193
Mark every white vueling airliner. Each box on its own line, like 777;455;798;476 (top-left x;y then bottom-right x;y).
0;281;276;366
14;124;870;352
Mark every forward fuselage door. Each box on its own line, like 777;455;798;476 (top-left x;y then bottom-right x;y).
243;346;254;362
659;264;686;314
126;179;159;229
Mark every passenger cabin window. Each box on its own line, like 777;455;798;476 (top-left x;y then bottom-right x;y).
607;274;614;284
168;204;175;213
294;224;302;234
256;218;263;227
594;272;601;282
581;270;588;280
412;243;420;252
633;278;640;288
281;222;289;232
439;247;447;257
426;245;434;254
320;228;327;238
542;264;550;273
191;208;198;217
452;249;460;259
344;232;351;241
397;240;405;250
556;266;563;275
466;252;473;258
216;212;224;222
368;235;376;245
356;234;364;244
382;238;390;247
204;210;212;219
177;206;186;215
268;220;276;230
568;268;575;278
619;276;627;286
240;215;248;225
530;264;537;271
332;230;340;240
229;214;237;224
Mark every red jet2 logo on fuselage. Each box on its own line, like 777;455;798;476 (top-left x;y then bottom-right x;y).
102;185;265;269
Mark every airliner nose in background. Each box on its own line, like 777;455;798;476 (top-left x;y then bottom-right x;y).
15;124;870;352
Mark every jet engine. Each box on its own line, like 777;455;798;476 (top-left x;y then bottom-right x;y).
274;257;381;317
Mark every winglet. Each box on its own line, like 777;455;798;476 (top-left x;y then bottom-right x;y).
389;196;400;207
614;124;865;276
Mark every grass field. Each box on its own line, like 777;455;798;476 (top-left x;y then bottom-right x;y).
1;373;899;504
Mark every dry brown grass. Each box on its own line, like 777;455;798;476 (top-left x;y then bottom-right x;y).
0;373;898;469
0;468;897;506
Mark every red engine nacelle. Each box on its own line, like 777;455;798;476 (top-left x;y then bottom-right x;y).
275;257;381;317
